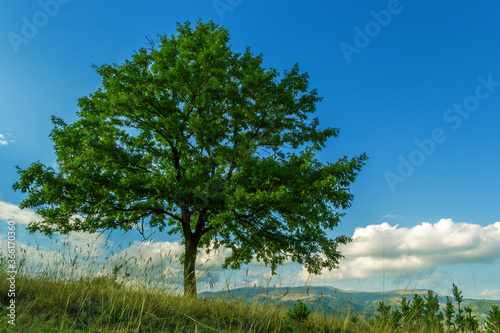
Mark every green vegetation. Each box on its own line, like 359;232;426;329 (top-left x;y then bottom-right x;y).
368;286;497;332
12;19;367;298
485;305;500;333
287;300;311;324
0;263;373;332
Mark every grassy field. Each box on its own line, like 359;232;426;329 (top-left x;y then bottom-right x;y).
0;268;368;332
1;248;499;332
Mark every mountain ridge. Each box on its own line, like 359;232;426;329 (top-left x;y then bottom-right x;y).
199;285;500;320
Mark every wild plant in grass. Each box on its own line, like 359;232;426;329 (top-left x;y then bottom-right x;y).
375;284;500;333
452;283;465;331
423;290;444;331
374;291;445;331
281;300;313;333
463;305;480;332
399;296;412;326
484;305;500;333
287;300;311;324
372;300;407;331
412;293;425;328
374;301;392;324
444;296;455;331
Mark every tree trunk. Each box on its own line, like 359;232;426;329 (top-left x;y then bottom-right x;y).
181;206;204;298
183;236;198;298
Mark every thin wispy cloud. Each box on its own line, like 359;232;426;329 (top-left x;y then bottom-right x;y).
108;239;235;285
480;288;500;298
0;201;106;252
0;201;39;225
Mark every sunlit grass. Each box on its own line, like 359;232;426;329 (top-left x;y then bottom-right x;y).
0;238;354;332
0;266;350;332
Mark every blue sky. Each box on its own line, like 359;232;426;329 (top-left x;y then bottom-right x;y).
1;1;499;298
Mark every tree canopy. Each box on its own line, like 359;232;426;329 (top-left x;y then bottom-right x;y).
13;20;368;298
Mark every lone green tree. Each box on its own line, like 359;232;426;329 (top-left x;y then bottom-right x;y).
13;20;367;298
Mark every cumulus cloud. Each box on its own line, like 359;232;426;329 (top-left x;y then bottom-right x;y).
1;237;108;282
343;219;500;263
0;134;8;146
296;219;500;283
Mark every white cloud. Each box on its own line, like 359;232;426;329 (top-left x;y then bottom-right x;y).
59;231;106;252
49;218;500;292
479;288;499;298
346;219;500;264
111;239;185;269
296;219;500;283
109;239;233;272
4;239;106;281
0;201;40;225
0;134;7;146
102;240;238;288
384;214;398;218
0;201;89;231
0;201;106;263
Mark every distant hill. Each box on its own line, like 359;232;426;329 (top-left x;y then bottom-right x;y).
199;286;500;321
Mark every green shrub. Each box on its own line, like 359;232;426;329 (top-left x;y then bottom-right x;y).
485;305;500;333
287;300;311;324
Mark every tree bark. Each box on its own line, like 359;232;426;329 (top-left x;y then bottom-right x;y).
181;206;201;298
183;236;198;298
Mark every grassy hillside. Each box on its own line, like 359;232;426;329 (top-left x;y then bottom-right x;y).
1;249;499;332
2;268;500;332
0;270;379;333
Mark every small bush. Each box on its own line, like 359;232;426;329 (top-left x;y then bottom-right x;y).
287;300;311;324
485;305;500;333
